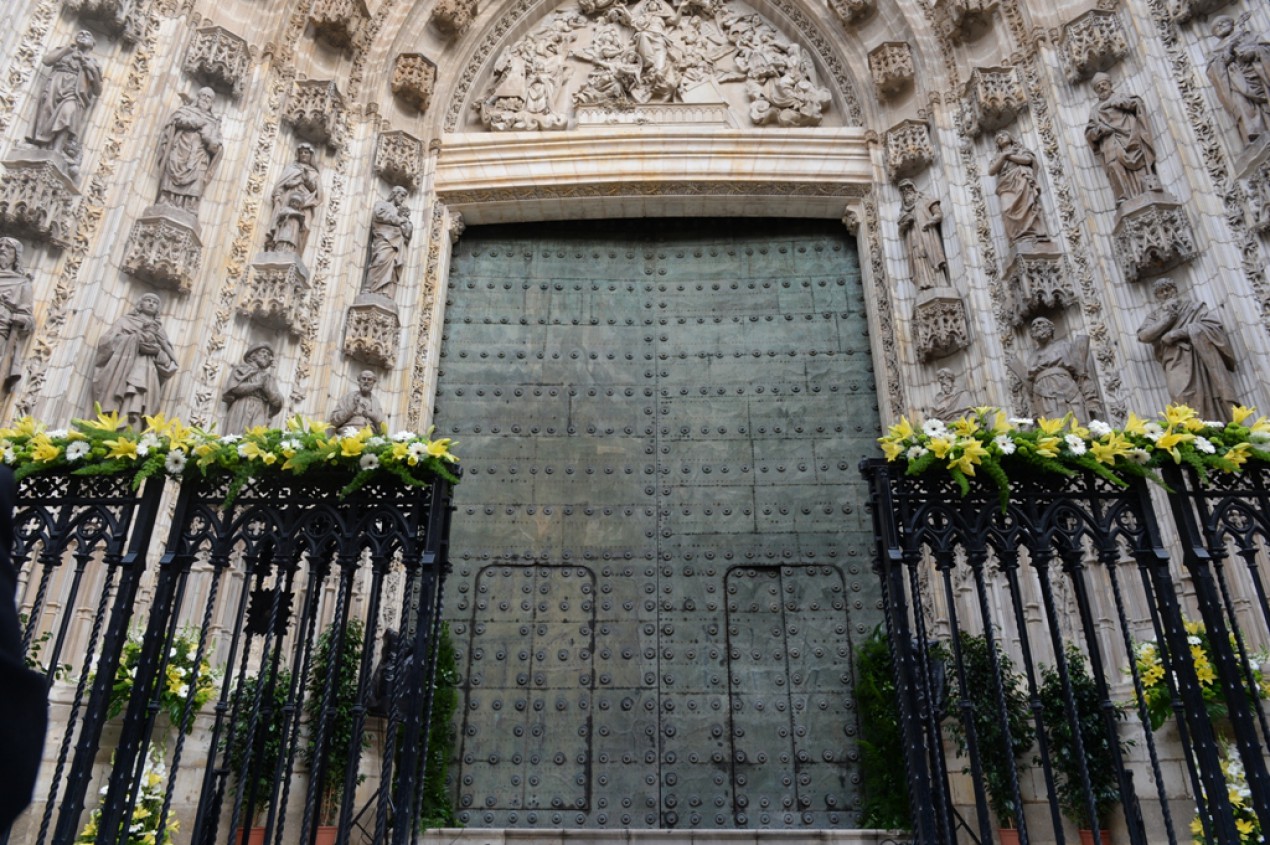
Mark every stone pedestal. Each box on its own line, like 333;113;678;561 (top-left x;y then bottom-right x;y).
343;294;401;369
913;286;969;361
238;253;309;335
1003;243;1071;326
1111;192;1196;282
0;152;80;249
121;206;203;293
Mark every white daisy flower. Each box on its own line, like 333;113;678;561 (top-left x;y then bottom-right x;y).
367;436;386;448
1088;420;1113;438
165;450;187;475
2;448;15;465
359;453;380;470
994;435;1016;455
1129;448;1151;464
406;442;428;460
905;445;929;460
1143;423;1164;442
922;419;948;437
280;438;302;452
1194;436;1216;454
1008;417;1034;427
48;429;68;439
220;434;241;444
66;441;91;461
1064;434;1087;455
391;430;417;442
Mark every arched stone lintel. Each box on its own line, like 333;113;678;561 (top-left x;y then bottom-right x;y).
434;127;874;224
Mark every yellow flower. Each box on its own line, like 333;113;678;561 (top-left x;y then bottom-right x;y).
1090;434;1132;465
1190;816;1205;836
1034;436;1061;458
1124;412;1151;436
0;417;43;440
887;417;914;440
928;437;953;459
339;437;365;458
948;439;989;476
1236;818;1254;837
951;417;980;437
391;442;410;462
84;408;124;432
1036;416;1067;436
238;442;276;464
1164;404;1198;427
30;434;60;463
426;438;459;462
104;438;139;460
164;418;197;450
142;412;172;436
1156;429;1195;462
1231;405;1256;426
987;410;1011;436
1225;442;1253;469
881;439;903;461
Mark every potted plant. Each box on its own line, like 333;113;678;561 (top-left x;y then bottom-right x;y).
947;631;1035;844
1039;646;1131;845
305;619;368;844
224;669;294;845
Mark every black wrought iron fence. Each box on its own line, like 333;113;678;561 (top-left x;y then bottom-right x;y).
3;469;454;845
862;458;1270;845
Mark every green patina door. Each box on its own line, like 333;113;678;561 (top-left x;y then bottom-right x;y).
435;218;883;830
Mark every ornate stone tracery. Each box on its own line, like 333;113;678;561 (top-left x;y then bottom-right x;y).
283;79;346;149
868;42;914;99
182;25;251;97
392;53;438;114
1059;10;1129;83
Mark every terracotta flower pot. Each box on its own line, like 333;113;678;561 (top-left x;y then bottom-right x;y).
998;828;1020;845
1080;829;1112;845
314;825;338;845
232;828;266;845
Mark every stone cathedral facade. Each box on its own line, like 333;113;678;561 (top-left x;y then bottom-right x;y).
2;0;1270;837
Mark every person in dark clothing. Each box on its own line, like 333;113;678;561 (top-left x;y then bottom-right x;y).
0;466;48;831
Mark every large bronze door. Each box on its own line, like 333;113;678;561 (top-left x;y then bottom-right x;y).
435;218;883;830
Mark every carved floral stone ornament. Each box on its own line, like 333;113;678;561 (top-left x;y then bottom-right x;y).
374;131;424;192
121;210;204;293
309;0;371;51
343;303;402;369
392;54;439;114
885;119;933;180
913;289;970;362
1112;198;1197;282
284;79;346;149
827;0;872;29
182;25;251;97
473;0;833;131
65;0;144;43
935;0;997;43
239;259;308;335
0;155;79;249
965;66;1026;135
1005;250;1072;327
868;42;914;100
1059;10;1129;84
431;0;480;38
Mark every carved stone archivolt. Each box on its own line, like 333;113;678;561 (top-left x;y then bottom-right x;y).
474;1;833;132
239;259;308;335
121;208;203;293
431;0;479;38
886;120;934;180
868;42;914;99
0;154;79;249
965;66;1026;134
182;26;251;97
65;0;143;43
374;131;424;192
343;300;401;369
1060;10;1129;83
392;54;438;114
309;0;370;51
284;79;345;149
913;288;970;361
827;0;872;29
1112;195;1197;282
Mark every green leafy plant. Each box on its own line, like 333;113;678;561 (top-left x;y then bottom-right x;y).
77;744;179;845
224;669;294;825
305;619;369;825
419;623;459;830
854;626;913;830
19;612;72;680
947;631;1036;829
1038;646;1131;829
106;628;217;732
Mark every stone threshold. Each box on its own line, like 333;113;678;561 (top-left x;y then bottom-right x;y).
421;830;912;845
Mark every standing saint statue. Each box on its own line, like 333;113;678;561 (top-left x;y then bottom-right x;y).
1137;277;1239;421
221;344;284;432
264;144;322;256
362;187;413;300
0;239;34;392
988;131;1051;245
1207;15;1270;147
93;293;178;424
1008;317;1104;421
330;370;387;432
897;180;951;291
155;87;223;217
1085;73;1161;205
27;31;102;165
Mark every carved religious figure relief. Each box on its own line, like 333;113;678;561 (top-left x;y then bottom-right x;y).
897;180;950;292
362;187;413;301
221;344;284;432
1137;278;1239;422
475;0;832;131
93;293;179;424
0;239;35;392
331;370;388;431
1207;15;1270;148
155;87;224;218
265;144;323;257
929;366;975;420
988;131;1051;245
1085;73;1161;206
27;31;103;178
1008;317;1104;421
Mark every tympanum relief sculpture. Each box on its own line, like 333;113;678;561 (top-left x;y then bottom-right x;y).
475;0;833;131
1009;317;1103;421
222;344;284;432
0;239;34;392
1206;15;1270;150
93;293;178;424
1137;278;1239;421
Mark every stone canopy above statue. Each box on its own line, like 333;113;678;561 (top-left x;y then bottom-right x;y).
468;0;839;131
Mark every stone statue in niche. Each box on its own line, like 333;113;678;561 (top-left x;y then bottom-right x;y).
331;369;387;431
1207;15;1270;148
1085;73;1161;206
93;293;178;424
221;344;284;432
27;30;102;178
988;131;1051;245
264;144;322;257
1137;277;1239;421
1008;317;1104;421
929;367;976;420
362;186;413;301
155;87;223;217
897;180;950;292
0;238;35;392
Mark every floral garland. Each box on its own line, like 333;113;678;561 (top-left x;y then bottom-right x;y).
76;744;179;845
877;404;1270;505
0;410;460;502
